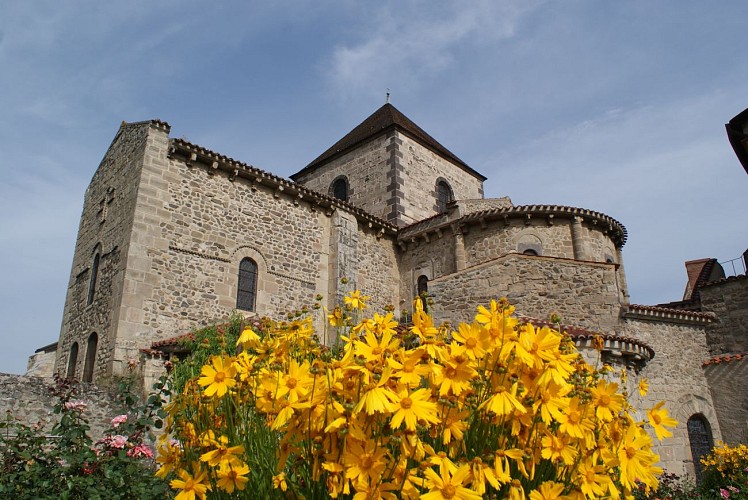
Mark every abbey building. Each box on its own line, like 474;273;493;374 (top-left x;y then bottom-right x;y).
51;103;746;477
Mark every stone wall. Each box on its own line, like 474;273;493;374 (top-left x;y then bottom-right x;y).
429;253;622;332
0;373;123;441
621;318;721;477
704;356;748;445
699;275;748;355
398;229;457;308
55;121;157;381
398;133;484;225
292;133;392;220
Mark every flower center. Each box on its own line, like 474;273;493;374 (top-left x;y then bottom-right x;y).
445;367;457;378
361;455;373;470
214;372;226;383
652;414;662;424
568;411;580;424
626;446;637;459
286;377;298;389
442;485;456;498
372;347;383;355
466;338;477;348
185;479;195;491
400;397;413;409
586;470;596;482
600;395;610;405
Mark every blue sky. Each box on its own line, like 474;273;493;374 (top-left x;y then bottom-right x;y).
1;1;746;374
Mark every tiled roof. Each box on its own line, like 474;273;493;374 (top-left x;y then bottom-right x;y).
726;107;748;175
700;273;748;288
291;103;486;182
151;332;194;348
703;352;748;367
400;204;628;248
624;304;715;323
168;138;398;235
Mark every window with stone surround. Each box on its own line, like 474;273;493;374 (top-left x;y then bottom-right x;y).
417;275;429;296
435;179;453;213
237;258;258;312
687;414;713;484
330;176;349;202
67;342;79;379
83;333;98;383
87;247;101;306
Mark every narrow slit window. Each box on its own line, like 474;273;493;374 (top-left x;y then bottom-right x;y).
83;333;98;383
87;252;100;305
67;342;79;379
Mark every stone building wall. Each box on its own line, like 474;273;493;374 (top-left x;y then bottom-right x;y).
699;275;748;355
621;318;722;477
398;134;484;225
704;356;748;445
55;121;157;380
398;230;457;307
292;134;391;220
429;253;622;331
464;218;576;262
0;373;123;441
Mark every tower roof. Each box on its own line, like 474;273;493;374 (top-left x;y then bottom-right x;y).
291;103;487;181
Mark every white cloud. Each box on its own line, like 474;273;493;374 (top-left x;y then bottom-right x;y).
327;0;541;99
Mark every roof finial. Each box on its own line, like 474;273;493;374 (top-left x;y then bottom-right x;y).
386;89;390;104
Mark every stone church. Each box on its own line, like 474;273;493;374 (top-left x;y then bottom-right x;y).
50;103;747;478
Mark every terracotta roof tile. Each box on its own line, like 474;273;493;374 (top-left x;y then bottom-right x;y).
703;352;748;366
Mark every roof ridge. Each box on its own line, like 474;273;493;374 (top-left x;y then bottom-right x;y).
291;103;486;181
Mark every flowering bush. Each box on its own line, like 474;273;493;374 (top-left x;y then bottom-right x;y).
700;442;748;498
0;374;170;499
158;293;678;499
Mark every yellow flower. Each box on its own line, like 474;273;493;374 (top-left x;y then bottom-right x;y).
451;322;487;360
216;462;250;493
354;328;400;364
638;378;649;396
480;381;526;416
170;467;210;500
155;439;182;479
617;424;661;490
344;439;388;487
328;306;345;327
197;356;236;397
432;348;477;397
344;290;370;310
590;380;624;421
199;435;244;467
647;401;678;441
422;464;482;500
272;472;288;492
237;326;261;348
390;388;440;431
557;398;594;440
529;481;566;500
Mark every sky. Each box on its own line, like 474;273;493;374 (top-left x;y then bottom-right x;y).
1;1;747;375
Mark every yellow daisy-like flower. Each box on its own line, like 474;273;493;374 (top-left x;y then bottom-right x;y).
216;462;250;493
237;326;261;348
529;480;566;500
328;306;345;327
170;467;210;500
390;388;440;431
272;472;288;492
199;435;244;467
638;378;649;396
590;380;624;421
422;464;482;500
647;401;678;441
197;356;237;398
344;439;388;487
344;290;370;310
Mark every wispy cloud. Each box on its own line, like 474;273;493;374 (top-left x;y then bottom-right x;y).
327;1;541;99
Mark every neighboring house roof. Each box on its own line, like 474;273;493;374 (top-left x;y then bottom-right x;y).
726;107;748;175
291;103;487;182
703;352;748;367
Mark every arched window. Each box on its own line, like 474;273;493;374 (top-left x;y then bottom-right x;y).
330;176;349;202
83;333;98;383
687;414;713;484
87;251;100;305
522;249;538;256
66;342;79;379
237;258;258;312
435;180;454;213
417;275;429;297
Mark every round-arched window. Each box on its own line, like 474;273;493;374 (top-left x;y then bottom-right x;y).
417;275;429;296
687;414;713;484
330;176;349;202
435;180;453;213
